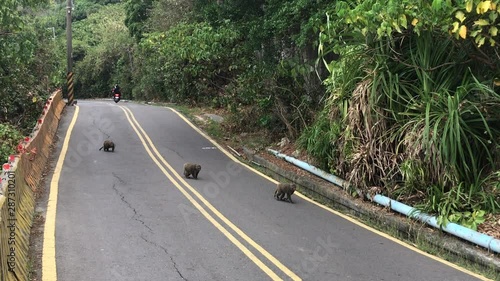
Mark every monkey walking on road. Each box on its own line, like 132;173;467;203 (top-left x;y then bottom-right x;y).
183;163;201;179
99;140;115;152
274;183;296;203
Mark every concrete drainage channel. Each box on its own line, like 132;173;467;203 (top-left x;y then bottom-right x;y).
240;147;500;275
266;149;500;255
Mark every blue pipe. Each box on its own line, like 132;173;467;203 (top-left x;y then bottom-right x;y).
267;148;500;254
372;195;500;253
267;149;348;189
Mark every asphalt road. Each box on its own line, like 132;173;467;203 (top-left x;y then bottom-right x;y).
46;100;488;281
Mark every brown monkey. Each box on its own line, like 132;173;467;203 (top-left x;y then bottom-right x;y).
183;163;201;179
274;183;296;203
99;140;115;152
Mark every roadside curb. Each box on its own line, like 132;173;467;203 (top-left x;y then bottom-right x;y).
241;147;500;276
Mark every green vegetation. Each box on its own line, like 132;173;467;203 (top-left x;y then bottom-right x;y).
0;124;23;163
2;0;500;230
0;0;63;163
72;3;134;97
306;0;500;227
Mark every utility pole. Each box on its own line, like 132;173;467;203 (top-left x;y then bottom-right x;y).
66;0;74;106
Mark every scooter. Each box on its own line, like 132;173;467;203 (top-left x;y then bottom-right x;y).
113;93;121;103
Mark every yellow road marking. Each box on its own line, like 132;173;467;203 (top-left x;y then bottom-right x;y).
167;107;493;281
168;108;279;184
124;106;301;281
119;106;289;281
295;192;492;280
42;105;80;281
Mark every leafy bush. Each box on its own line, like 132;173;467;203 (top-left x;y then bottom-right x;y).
1;0;64;134
315;1;500;222
0;124;23;164
134;21;246;104
297;106;341;171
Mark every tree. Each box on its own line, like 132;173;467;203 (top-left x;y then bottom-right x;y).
1;0;61;128
146;0;194;32
124;0;154;41
73;3;134;97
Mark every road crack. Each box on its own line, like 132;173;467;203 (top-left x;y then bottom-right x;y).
140;235;188;281
112;174;153;233
92;116;111;139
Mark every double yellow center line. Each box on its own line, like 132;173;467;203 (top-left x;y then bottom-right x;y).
119;106;301;281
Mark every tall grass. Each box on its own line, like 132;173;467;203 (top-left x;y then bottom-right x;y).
303;30;500;226
298;45;368;173
385;33;500;224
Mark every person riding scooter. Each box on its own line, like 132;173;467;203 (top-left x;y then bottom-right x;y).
112;84;121;96
112;84;122;103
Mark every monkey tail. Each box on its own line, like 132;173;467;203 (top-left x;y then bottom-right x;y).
99;146;104;151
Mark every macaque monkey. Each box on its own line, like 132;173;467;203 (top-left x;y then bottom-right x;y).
274;183;296;203
99;140;115;152
183;163;201;179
